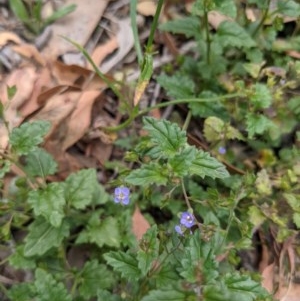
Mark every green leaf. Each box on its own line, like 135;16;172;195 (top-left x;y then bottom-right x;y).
277;0;300;17
76;214;120;248
97;290;122;301
9;120;51;155
255;169;272;196
7;85;17;100
9;245;36;269
45;4;76;25
7;283;36;301
159;16;200;38
104;251;141;281
156;73;195;99
288;97;300;117
24;148;57;177
293;212;300;228
141;289;187;301
246;113;274;138
78;260;113;298
213;0;237;18
34;268;72;301
189;150;229;179
143;117;187;157
9;0;30;22
65;168;98;209
28;182;65;227
215;21;256;49
224;272;268;301
125;162;168;186
169;146;197;177
137;225;159;276
179;231;218;283
249;83;272;109
24;217;70;257
204;116;244;142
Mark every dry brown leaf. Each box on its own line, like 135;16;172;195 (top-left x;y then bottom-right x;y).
261;263;275;294
132;206;150;241
137;0;157;16
0;31;22;47
100;18;134;73
19;68;53;117
0;66;37;149
88;140;113;165
90;36;118;68
42;0;109;58
61;90;104;150
11;44;46;66
208;11;233;29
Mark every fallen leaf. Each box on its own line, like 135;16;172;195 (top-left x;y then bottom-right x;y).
261;263;275;293
100;18;134;73
132;206;150;241
62;89;104;150
42;0;109;58
137;0;157;16
0;31;22;47
11;44;46;66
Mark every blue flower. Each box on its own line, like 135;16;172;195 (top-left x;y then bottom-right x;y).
175;225;184;235
180;212;195;228
218;146;226;155
114;186;130;205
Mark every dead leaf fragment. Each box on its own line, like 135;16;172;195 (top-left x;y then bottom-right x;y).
132;206;150;241
0;31;22;47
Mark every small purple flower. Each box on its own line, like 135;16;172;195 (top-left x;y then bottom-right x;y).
175;225;184;235
114;186;130;205
180;212;195;228
218;146;226;155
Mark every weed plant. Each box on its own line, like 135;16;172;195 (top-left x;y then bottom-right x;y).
1;0;300;300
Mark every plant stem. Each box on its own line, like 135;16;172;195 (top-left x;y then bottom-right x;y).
252;0;271;37
182;111;192;131
102;93;245;132
130;0;143;65
203;0;211;65
146;0;164;51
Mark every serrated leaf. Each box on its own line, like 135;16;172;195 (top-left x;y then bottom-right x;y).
213;0;237;18
189;150;229;179
169;146;197;177
293;213;300;228
179;232;218;282
9;120;51;155
24;148;57;177
255;169;272;196
28;182;65;227
125;162;168;186
159;16;200;37
156;73;195;99
78;260;113;298
143;117;187;157
137;225;159;276
104;251;141;281
76;215;120;248
284;193;300;211
34;268;72;301
7;283;36;301
141;289;187;301
277;0;300;17
250;83;272;109
153;265;178;287
215;21;256;49
246;113;274;138
204;116;244;142
248;206;266;228
65;169;98;209
97;290;122;301
24;217;70;257
9;245;36;269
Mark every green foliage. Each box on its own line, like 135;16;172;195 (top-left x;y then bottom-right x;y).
9;120;51;155
2;0;300;300
9;0;76;35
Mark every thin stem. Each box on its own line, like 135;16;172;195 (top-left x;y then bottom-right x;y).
130;0;143;65
252;0;271;37
203;0;211;65
146;0;164;50
103;93;245;132
182;110;192;131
